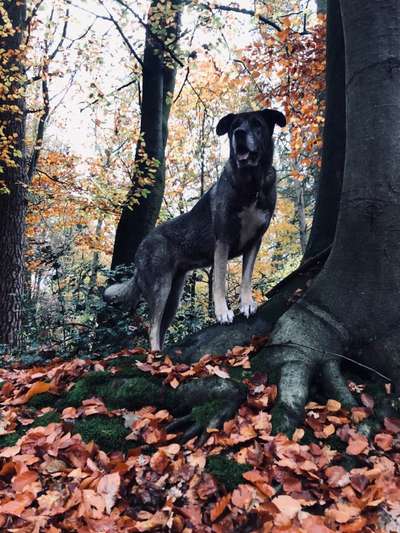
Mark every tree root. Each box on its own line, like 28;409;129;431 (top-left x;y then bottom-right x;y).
252;299;355;434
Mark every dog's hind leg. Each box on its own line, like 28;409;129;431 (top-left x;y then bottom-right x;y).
146;273;174;352
159;272;187;348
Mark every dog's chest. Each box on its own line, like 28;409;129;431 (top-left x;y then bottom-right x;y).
238;201;269;249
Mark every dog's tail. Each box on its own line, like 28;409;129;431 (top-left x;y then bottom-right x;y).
104;272;141;310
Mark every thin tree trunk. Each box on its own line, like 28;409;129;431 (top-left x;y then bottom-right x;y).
294;180;307;253
88;218;104;298
111;0;183;270
317;0;327;14
0;1;27;347
303;0;345;260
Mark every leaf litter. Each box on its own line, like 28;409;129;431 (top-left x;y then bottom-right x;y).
0;344;399;532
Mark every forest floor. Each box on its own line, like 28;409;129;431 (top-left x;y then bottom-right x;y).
0;341;399;532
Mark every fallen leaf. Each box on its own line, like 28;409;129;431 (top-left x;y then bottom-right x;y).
97;472;120;514
374;432;393;451
210;494;230;522
11;381;51;405
272;494;301;520
326;399;341;412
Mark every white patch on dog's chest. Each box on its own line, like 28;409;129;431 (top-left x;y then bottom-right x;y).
238;201;268;248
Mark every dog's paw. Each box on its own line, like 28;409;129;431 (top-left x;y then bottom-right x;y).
240;299;258;318
215;307;234;324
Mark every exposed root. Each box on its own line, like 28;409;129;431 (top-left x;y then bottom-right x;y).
260;299;352;434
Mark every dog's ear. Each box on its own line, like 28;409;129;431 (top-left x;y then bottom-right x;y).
260;109;287;133
216;113;235;136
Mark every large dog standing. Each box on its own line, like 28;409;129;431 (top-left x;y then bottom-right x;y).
104;109;286;351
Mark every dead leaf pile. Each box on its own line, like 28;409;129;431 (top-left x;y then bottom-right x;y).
0;346;399;531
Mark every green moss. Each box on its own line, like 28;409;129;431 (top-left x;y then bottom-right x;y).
31;411;61;428
0;430;23;449
60;371;111;408
191;399;226;426
73;415;131;452
228;367;253;382
336;454;365;471
60;369;166;411
28;392;59;409
301;427;317;445
206;455;251;491
0;411;62;449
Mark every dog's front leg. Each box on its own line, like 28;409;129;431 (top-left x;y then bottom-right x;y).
213;240;234;324
240;238;261;318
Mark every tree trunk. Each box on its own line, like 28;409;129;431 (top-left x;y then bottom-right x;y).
0;1;27;348
111;0;183;270
262;0;400;432
294;180;307;253
303;0;345;260
316;0;327;14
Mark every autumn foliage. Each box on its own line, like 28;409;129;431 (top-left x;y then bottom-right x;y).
0;345;399;531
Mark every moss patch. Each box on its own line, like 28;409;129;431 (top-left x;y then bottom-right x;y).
192;399;226;427
73;415;131;452
0;430;23;449
28;392;60;409
31;411;61;428
59;369;166;411
104;354;146;370
206;455;251;491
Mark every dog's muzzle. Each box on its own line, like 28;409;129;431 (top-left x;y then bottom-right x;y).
236;148;259;167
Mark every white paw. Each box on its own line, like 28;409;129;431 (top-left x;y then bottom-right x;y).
215;307;234;324
240;298;258;318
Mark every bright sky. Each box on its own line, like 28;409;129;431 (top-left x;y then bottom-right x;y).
44;0;317;157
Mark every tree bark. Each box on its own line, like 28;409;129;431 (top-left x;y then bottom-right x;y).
303;0;345;260
316;0;327;14
0;1;27;348
111;0;184;270
262;0;400;431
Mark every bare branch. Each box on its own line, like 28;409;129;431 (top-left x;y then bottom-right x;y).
198;3;282;32
48;7;70;61
80;77;138;111
112;0;185;68
98;0;144;68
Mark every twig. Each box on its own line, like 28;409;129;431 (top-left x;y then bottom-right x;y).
198;3;282;32
98;0;144;68
269;341;391;382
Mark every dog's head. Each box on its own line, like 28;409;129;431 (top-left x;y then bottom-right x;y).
216;109;286;169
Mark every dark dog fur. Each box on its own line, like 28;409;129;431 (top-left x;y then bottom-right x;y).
104;109;286;350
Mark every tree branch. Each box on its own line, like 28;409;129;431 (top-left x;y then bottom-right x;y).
112;0;185;68
198;3;282;32
98;0;144;68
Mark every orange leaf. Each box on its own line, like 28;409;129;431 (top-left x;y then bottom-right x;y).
326;399;341;412
210;494;230;522
346;434;369;455
374;432;393;451
272;495;301;520
11;381;51;405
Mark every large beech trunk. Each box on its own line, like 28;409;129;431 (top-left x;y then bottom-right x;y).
0;1;27;347
263;0;400;431
303;0;345;260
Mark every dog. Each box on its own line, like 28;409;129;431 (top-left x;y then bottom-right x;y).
104;108;286;351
